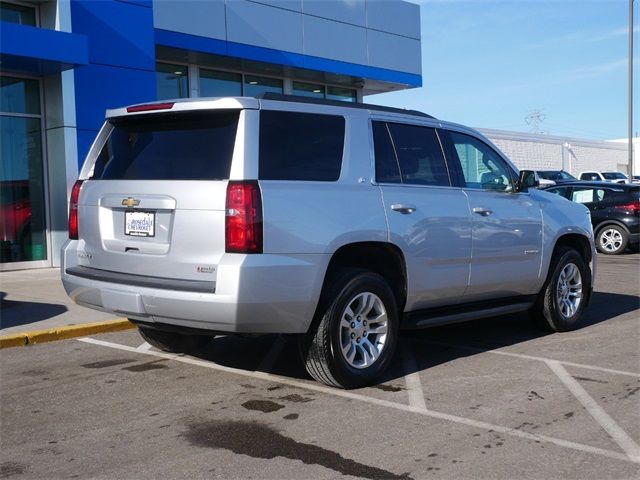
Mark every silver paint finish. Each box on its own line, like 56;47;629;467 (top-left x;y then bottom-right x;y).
62;96;597;335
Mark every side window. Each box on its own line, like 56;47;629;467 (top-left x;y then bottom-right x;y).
373;122;401;184
547;187;569;198
580;172;599;181
571;187;605;204
372;121;450;187
259;111;345;181
447;131;514;191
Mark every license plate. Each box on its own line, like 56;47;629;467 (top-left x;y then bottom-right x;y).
125;211;155;237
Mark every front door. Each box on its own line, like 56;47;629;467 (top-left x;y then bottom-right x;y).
441;130;543;301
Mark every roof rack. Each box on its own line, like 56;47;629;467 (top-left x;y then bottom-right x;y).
257;93;435;119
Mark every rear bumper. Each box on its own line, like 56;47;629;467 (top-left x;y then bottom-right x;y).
61;241;328;334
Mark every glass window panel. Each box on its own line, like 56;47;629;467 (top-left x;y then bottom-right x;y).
372;121;401;184
259;111;344;181
200;69;242;97
326;86;356;103
1;116;46;262
386;123;450;187
0;3;36;26
1;77;41;115
92;112;239;181
156;63;189;100
448;131;513;191
292;82;325;99
244;76;283;97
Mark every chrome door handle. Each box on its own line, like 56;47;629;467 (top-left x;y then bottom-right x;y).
391;204;417;214
472;207;493;216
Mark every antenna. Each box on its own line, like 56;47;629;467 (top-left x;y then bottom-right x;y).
525;109;546;134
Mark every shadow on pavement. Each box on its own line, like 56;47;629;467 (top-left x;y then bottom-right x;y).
187;291;639;387
0;291;68;329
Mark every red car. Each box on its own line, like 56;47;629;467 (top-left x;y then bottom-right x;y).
0;180;32;262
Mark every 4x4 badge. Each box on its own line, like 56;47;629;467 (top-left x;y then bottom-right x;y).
121;197;140;208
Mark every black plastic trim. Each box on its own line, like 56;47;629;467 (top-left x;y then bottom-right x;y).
257;92;435;119
402;295;537;330
66;266;215;293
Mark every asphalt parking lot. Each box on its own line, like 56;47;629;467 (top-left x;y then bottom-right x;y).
1;253;639;480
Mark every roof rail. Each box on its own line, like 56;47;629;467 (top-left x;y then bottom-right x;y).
256;92;435;119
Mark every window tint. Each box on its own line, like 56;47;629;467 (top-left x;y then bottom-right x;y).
91;111;239;180
447;131;513;191
373;121;450;187
546;187;569;198
580;172;600;181
259;111;344;181
156;63;189;100
373;122;401;183
200;69;242;97
244;76;283;97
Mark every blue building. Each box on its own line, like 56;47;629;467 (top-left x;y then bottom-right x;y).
0;0;422;270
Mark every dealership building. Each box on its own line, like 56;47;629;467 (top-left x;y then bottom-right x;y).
0;0;422;270
0;0;633;271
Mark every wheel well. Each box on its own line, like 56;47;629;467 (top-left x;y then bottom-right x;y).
594;221;630;237
322;242;407;313
554;234;592;264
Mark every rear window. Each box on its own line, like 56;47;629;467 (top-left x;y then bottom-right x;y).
259;111;345;181
90;111;239;180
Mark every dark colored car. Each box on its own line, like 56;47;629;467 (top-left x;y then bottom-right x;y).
546;182;640;254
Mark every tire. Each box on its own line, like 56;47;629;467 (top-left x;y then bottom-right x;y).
531;247;591;332
299;269;399;389
137;325;212;354
596;225;629;255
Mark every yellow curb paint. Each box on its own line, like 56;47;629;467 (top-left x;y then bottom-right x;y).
0;318;134;349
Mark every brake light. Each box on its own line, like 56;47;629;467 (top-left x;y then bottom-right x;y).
614;200;640;213
225;181;263;253
126;102;175;113
68;180;84;240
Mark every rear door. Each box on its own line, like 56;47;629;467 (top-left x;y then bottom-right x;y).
440;130;543;301
76;109;242;283
373;120;472;310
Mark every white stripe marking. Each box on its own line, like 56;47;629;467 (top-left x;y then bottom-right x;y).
255;336;287;373
136;342;152;352
417;339;640;378
77;336;637;464
401;340;428;411
546;359;640;462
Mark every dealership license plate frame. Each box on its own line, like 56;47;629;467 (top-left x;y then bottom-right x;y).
124;210;156;237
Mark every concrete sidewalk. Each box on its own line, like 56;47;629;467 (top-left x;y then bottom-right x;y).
1;268;129;342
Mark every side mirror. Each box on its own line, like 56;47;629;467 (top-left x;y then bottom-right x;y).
517;170;539;191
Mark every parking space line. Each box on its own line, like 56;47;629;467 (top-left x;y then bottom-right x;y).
78;336;637;464
401;340;428;411
255;335;287;373
415;339;640;378
136;342;152;352
546;360;640;462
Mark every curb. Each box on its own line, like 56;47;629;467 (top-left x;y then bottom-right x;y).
0;318;135;349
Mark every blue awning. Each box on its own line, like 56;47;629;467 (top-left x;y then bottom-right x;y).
0;22;88;75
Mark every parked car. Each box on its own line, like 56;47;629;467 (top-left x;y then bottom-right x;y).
545;181;639;254
578;170;631;184
535;170;578;188
61;94;596;388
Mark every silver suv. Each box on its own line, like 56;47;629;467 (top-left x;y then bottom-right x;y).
61;94;596;388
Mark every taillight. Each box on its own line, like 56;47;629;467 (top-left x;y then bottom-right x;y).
68;180;84;240
225;181;263;253
614;200;640;213
126;102;174;113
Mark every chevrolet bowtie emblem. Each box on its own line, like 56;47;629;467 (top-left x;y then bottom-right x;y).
121;197;140;208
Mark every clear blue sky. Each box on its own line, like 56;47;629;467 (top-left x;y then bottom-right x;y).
374;0;638;141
